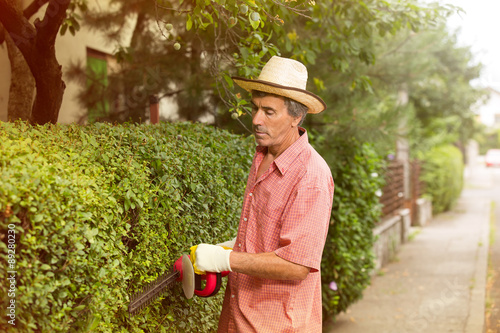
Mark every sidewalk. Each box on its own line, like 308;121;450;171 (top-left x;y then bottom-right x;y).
326;167;492;333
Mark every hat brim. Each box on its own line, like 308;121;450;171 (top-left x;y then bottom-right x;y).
232;77;326;114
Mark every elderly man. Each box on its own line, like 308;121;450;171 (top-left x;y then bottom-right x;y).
194;56;334;332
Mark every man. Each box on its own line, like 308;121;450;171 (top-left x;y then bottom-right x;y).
194;56;334;332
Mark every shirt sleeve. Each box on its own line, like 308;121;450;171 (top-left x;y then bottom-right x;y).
274;179;334;272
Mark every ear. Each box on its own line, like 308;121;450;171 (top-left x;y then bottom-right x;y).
291;115;301;128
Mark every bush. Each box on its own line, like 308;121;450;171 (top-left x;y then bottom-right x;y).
1;121;386;331
313;133;386;319
0;121;254;332
419;144;464;214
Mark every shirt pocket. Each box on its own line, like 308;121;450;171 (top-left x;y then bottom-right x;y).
245;204;282;252
245;278;301;330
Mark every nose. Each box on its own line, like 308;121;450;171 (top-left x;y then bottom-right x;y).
252;108;265;127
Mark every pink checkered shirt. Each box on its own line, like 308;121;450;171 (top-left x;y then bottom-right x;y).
218;128;334;332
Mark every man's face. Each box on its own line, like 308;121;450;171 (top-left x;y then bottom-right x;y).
251;95;301;153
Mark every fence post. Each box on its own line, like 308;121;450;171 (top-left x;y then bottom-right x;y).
149;95;159;124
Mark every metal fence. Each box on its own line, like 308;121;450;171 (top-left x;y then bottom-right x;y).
379;161;405;218
379;160;424;221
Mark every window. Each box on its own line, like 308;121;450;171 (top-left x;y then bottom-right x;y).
86;48;110;122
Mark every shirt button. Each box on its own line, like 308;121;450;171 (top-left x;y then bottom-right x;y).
238;243;241;247
243;218;247;221
231;294;235;298
249;193;253;197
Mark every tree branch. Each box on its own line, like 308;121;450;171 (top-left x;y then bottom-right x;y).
24;0;49;19
35;0;70;46
0;23;5;44
380;33;416;58
0;1;36;58
0;0;48;45
270;0;312;19
159;89;184;99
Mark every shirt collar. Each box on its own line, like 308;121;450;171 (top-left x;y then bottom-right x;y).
256;127;308;176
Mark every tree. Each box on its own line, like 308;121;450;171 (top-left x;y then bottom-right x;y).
306;19;487;157
67;0;446;127
476;122;500;155
0;0;45;122
0;0;85;124
369;24;487;155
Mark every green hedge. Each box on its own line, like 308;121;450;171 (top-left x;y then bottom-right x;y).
419;144;464;214
314;134;386;318
0;122;385;331
0;122;254;332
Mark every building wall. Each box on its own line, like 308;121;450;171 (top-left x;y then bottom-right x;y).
55;20;125;123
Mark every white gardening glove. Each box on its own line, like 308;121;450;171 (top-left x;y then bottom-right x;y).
193;243;232;273
216;237;237;249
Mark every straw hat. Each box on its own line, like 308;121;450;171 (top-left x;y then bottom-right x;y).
232;56;326;114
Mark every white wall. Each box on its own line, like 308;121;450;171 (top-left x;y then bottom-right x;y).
56;22;124;122
58;0;135;123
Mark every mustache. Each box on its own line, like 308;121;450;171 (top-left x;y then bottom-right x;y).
253;126;268;134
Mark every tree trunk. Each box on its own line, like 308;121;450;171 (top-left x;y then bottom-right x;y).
30;41;66;124
4;25;35;122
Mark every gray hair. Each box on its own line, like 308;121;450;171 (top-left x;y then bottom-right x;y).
251;90;308;126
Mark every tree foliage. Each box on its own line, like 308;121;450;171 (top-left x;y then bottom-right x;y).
302;20;487;159
476;124;500;155
66;0;449;125
391;26;487;154
418;144;464;214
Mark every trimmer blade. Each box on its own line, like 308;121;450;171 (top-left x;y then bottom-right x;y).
128;269;180;316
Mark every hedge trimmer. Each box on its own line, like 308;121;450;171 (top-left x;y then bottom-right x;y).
128;254;229;316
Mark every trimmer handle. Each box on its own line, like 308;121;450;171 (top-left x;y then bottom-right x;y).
173;255;229;298
194;270;230;297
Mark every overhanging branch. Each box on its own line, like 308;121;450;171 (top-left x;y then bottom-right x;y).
0;23;5;44
35;0;71;46
24;0;49;19
0;1;36;58
0;0;49;45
